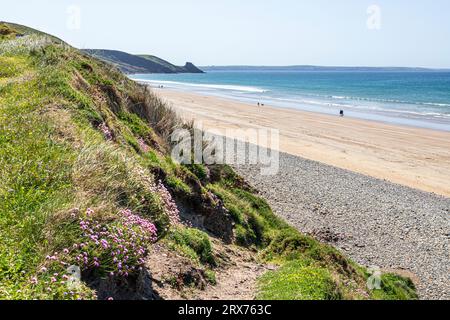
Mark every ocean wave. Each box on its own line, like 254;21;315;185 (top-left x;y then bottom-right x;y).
268;96;450;119
130;76;450;121
133;79;268;93
422;102;450;107
322;94;450;108
275;97;357;109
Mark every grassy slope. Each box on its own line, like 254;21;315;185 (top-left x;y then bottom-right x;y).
82;49;176;74
138;55;185;73
0;23;417;300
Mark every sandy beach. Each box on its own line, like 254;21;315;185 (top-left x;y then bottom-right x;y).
153;88;450;299
155;88;450;197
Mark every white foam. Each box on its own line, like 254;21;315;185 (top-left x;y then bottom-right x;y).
129;77;450;122
133;79;268;93
268;96;450;119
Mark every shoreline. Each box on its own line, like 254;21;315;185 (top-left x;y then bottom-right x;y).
133;79;450;133
153;88;450;197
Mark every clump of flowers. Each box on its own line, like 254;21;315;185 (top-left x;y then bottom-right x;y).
75;208;157;277
98;122;113;141
137;137;150;153
156;181;181;225
29;208;158;299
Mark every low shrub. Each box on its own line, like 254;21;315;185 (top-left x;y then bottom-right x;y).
169;227;215;266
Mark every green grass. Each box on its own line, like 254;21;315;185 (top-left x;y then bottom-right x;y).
257;259;341;300
204;269;217;285
118;111;153;138
207;167;288;247
167;227;216;266
0;30;176;299
371;274;418;300
0;56;27;78
0;54;78;298
183;164;209;181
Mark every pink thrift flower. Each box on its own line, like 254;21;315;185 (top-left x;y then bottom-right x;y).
137;138;150;153
98;123;113;141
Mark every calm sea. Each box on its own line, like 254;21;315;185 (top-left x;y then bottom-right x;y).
130;70;450;131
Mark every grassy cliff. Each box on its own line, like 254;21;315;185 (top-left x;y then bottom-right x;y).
82;49;204;74
0;22;417;300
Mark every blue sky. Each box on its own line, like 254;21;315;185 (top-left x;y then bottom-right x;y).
2;0;450;68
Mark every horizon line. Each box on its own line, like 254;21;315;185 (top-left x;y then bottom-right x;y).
198;64;450;71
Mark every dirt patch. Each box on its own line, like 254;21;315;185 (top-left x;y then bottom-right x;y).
146;239;273;300
193;243;271;301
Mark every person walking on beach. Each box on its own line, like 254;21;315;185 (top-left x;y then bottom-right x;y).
340;110;344;117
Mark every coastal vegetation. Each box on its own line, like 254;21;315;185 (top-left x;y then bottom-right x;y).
0;22;417;300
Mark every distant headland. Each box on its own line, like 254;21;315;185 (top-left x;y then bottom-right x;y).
82;49;204;74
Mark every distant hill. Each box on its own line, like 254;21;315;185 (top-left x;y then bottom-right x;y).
82;49;204;74
201;65;448;72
